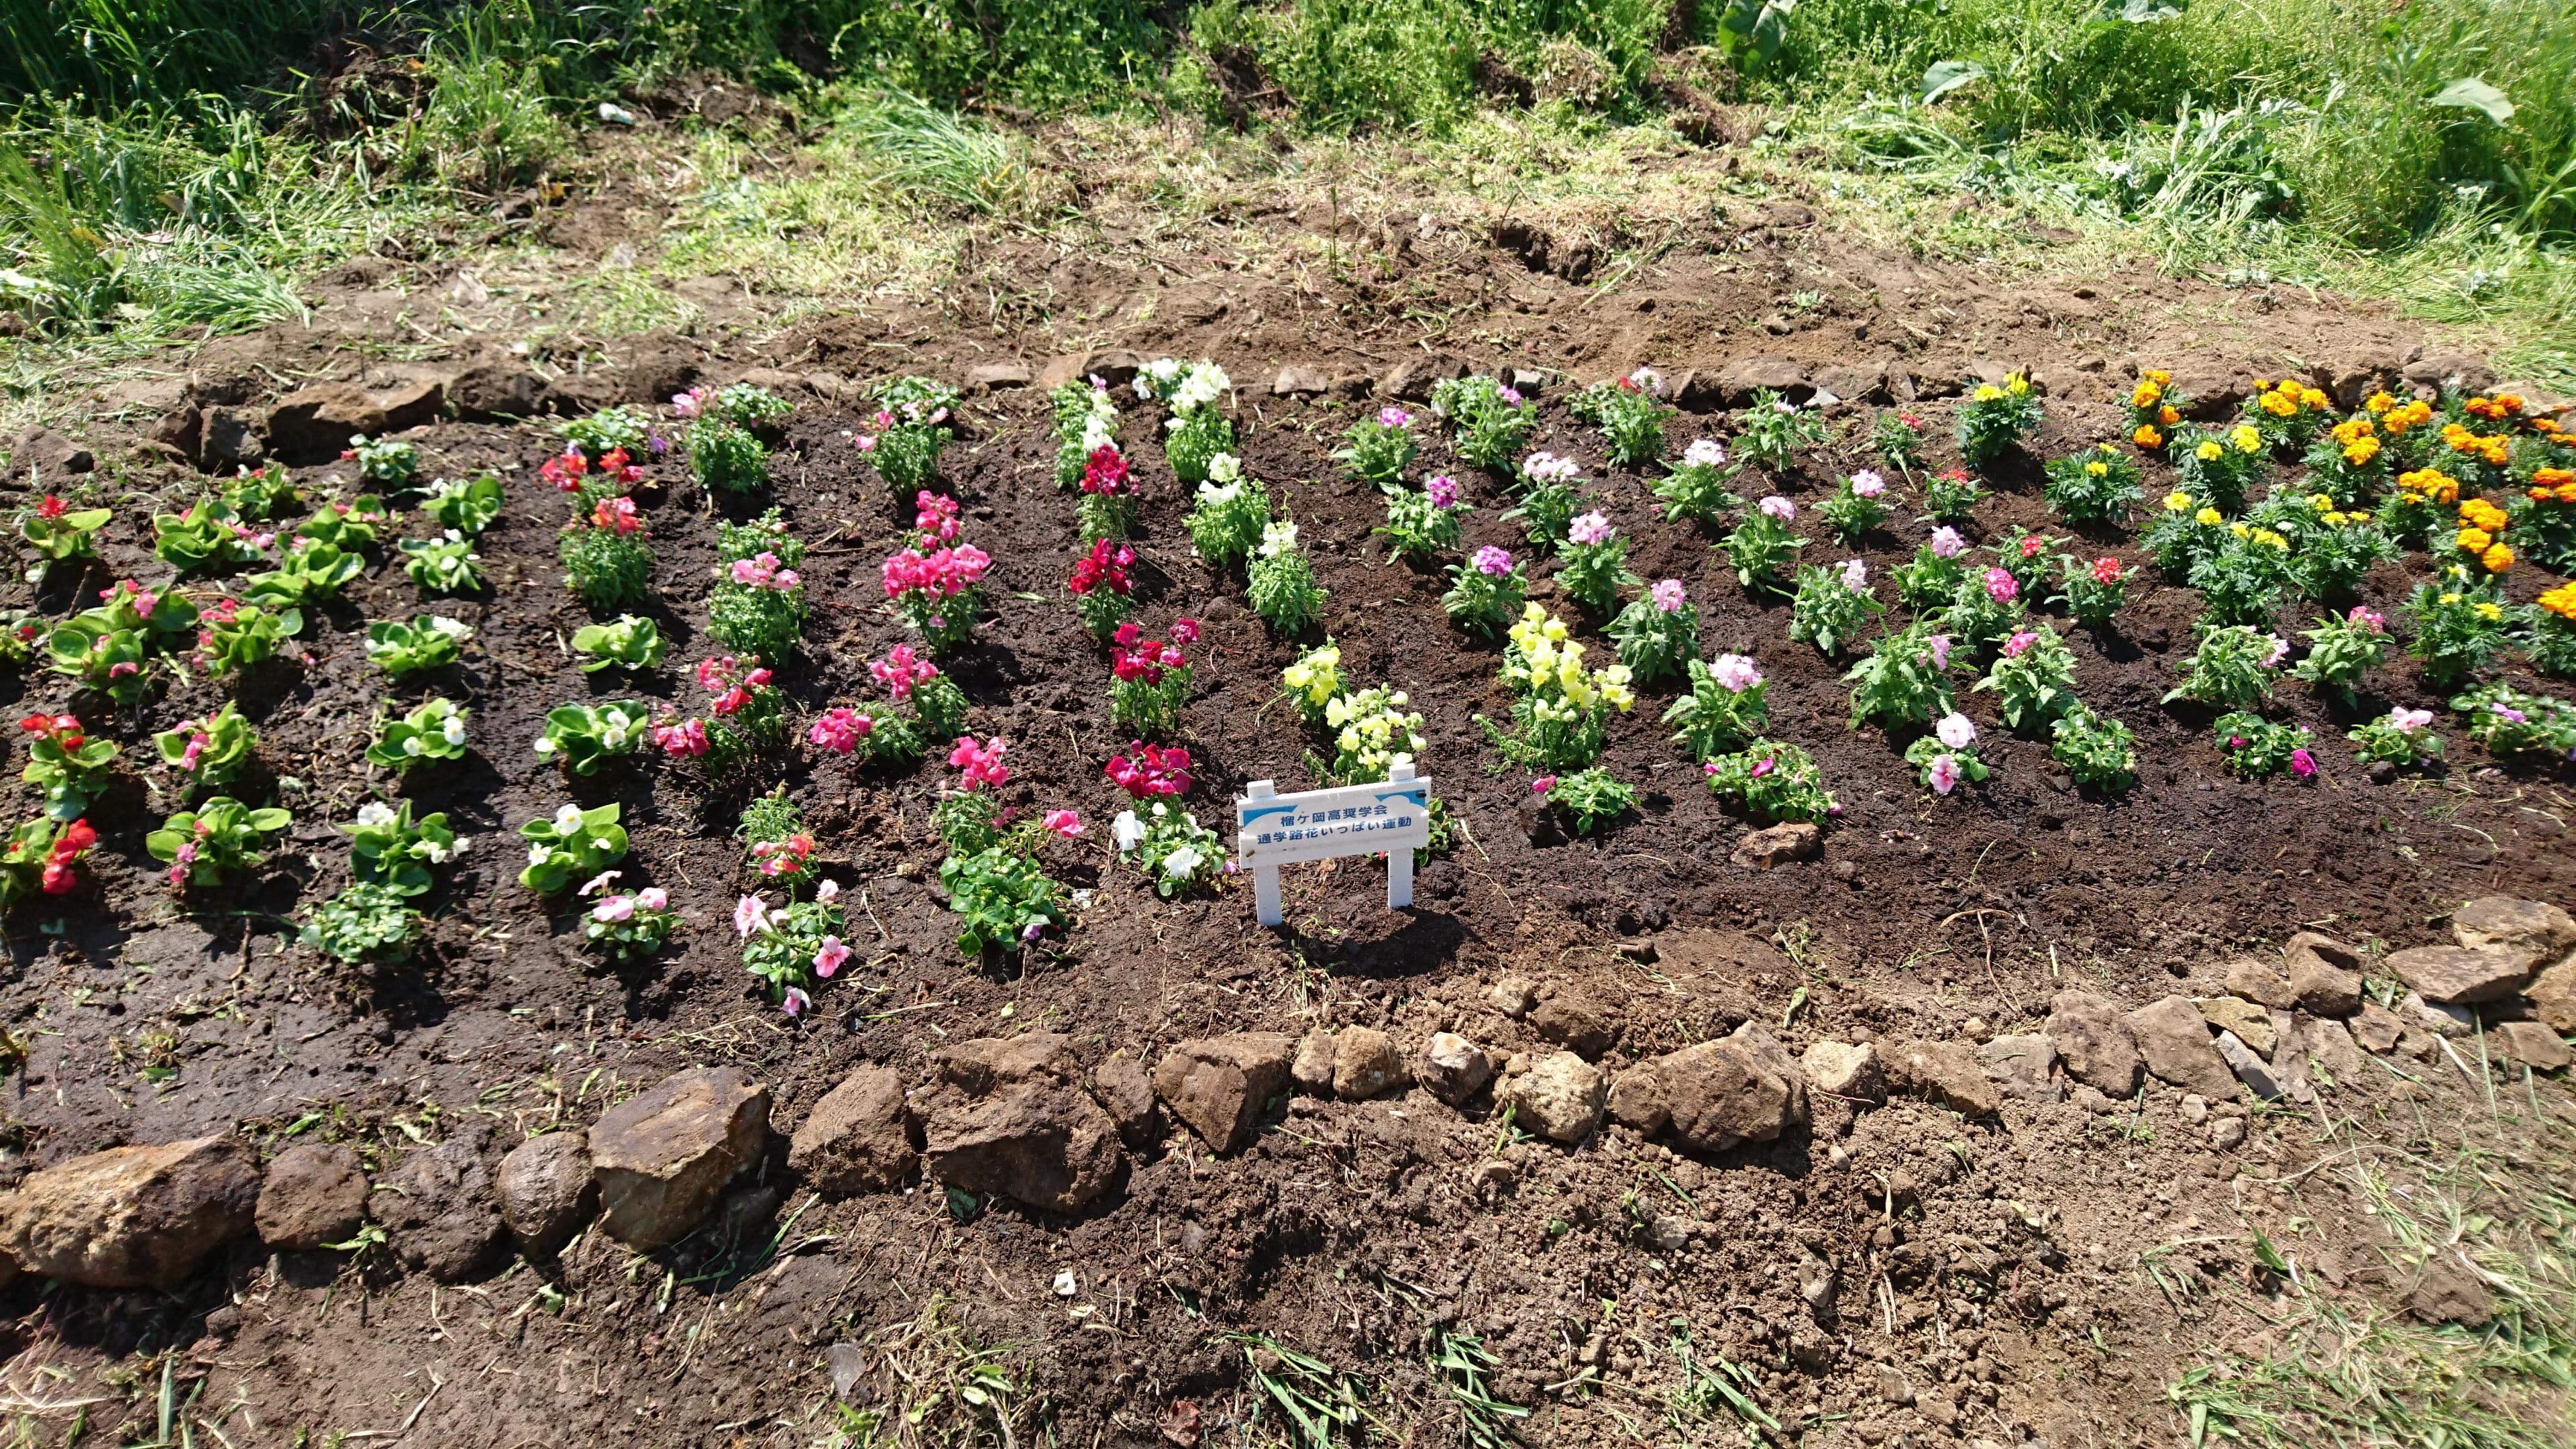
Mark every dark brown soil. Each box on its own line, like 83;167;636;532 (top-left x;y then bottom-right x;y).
2;200;2571;1448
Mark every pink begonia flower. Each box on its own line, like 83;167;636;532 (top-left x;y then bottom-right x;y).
1531;775;1557;795
635;888;667;910
1650;579;1686;613
1929;526;1967;559
2390;708;2432;732
1472;545;1515;578
1928;634;1953;671
1849;470;1886;498
1983;567;2019;604
1839;559;1868;591
2289;749;2318;778
1758;495;1796;521
2262;634;2290;667
1935;712;1977;750
1928;754;1962;795
581;870;623;896
1042;810;1084;839
733;896;769;938
1750;757;1776;779
812;936;851;978
592;896;635;923
1711;654;1761;692
1568;512;1614;546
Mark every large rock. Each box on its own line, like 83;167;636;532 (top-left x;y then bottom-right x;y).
1715;356;1813;406
2492;1021;2571;1072
2385;945;2536;1005
201;407;265;471
448;362;549;420
1979;1034;2061;1104
2126;996;2236;1098
2;1136;258;1288
2452;897;2576;961
264;382;386;463
918;1034;1124;1211
374;378;444;432
788;1066;917;1196
1289;1030;1338;1094
1271;365;1330;397
496;1132;596;1254
255;1144;368;1251
1609;1026;1809;1152
1499;1052;1606;1143
1153;1034;1295;1153
2043;991;2143;1097
2222;957;2297;1011
589;1066;772;1249
372;1137;506;1282
2284;932;2363;1016
1886;1040;2000;1118
1331;1028;1407;1100
965;362;1032;393
1799;1040;1881;1099
1416;1033;1493;1105
1530;991;1615;1057
2295;1017;2366;1088
2529;955;2576;1034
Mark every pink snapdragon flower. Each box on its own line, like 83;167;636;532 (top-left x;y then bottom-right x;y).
1650;579;1687;613
1838;559;1869;591
2347;605;2385;633
1531;775;1556;795
949;735;1010;790
914;490;961;545
653;718;709;757
1928;634;1953;670
2289;749;2318;778
807;708;873;753
1983;567;2018;604
1426;475;1460;509
2002;631;2038;659
1758;495;1796;521
871;645;940;701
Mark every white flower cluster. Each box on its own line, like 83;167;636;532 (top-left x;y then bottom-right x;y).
1136;358;1230;415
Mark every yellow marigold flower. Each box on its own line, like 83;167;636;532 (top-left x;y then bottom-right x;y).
2481;545;2513;574
2131;381;2162;407
2135;425;2165;448
2342;437;2381;466
2475;598;2506;616
2146;369;2171;385
2096;442;2119;455
2253;378;2273;391
2496;394;2523;415
2440;592;2463;606
2164;490;2194;512
2261;390;2298;417
2253;529;2288;551
2456;526;2493;553
2364;391;2394;413
2196;441;2222;462
2231;425;2261;453
2460;498;2509;531
2557;482;2576;504
1974;384;2004;403
2195;507;2224;526
2330;418;2373;443
2085;461;2108;478
2229;521;2251;539
2158;405;2180;425
2535;468;2574;489
2307;492;2336;511
2300;386;2328;409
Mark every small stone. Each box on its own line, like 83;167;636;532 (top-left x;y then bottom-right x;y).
589;1066;772;1250
2;1136;259;1289
2298;1018;2367;1087
2385;945;2538;1005
374;1137;506;1283
255;1144;368;1252
1154;1034;1296;1152
1731;822;1821;869
1531;991;1615;1058
2398;991;2475;1039
2126;996;2237;1099
2196;998;2277;1056
1089;1052;1161;1148
1496;1052;1607;1143
2070;1085;2112;1114
1271;365;1330;396
1978;1034;2061;1103
788;1066;918;1196
2212;1032;2282;1101
965;362;1033;392
828;1341;867;1401
1887;1040;2002;1118
2208;1116;2247;1149
496;1132;598;1254
1799;1041;1880;1099
2180;1093;2209;1123
1416;1033;1493;1105
1485;976;1536;1018
2044;991;2143;1097
2223;957;2298;1010
1290;1030;1338;1094
2450;897;2576;960
2491;1020;2571;1072
1331;1028;1407;1100
2352;1000;2406;1053
2284;932;2363;1016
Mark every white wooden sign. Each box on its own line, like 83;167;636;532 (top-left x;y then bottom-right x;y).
1235;762;1432;927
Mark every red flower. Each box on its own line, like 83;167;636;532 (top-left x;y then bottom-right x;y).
1105;742;1191;798
2019;536;2044;558
40;818;96;895
2090;556;2121;585
36;495;68;520
1067;539;1133;598
1080;447;1131;497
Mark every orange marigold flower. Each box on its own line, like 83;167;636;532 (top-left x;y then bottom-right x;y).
2133;424;2163;449
2158;405;2179;425
2481;543;2514;572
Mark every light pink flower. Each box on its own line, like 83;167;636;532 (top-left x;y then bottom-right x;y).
1710;653;1761;693
1758;495;1795;521
2262;633;2290;667
1849;470;1886;498
1568;512;1614;546
1928;634;1953;671
592;895;635;923
1935;712;1977;750
635;888;668;910
812;936;851;978
1983;567;2018;604
1839;559;1868;591
733;895;769;938
1650;579;1686;613
782;987;810;1018
1042;810;1084;839
1378;406;1411;429
815;879;839;903
1929;527;1966;559
2002;631;2037;659
1927;753;1962;795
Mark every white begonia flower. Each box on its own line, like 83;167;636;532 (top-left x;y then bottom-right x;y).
529;844;551;866
356;802;396;827
422;841;451;864
441;713;467;745
429;616;470;638
533;735;557;756
1164;846;1202;879
554;804;584;832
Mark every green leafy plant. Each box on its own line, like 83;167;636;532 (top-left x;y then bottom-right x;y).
1165;407;1234;488
1727;391;1825;475
1607;580;1699;686
366;615;470;676
1917;468;1987;525
941;845;1067;957
1336;407;1419;491
424;473;505;534
148;798;290;888
1904;728;1990;794
154;498;270;573
1568;374;1669;468
577;873;678;961
700;382;792;429
301;883;424;964
2042;444;2141;523
1321;686;1428;784
1110;802;1229;898
708;511;806;661
1789;561;1882;657
2348;708;2445;768
294;494;390;551
1500;475;1578;553
2290;608;2391;700
2452;683;2576;758
533;702;651;775
345;800;462;898
1374;480;1465;561
44;618;153;704
1703;739;1835;823
2050;706;2137;793
1556;512;1640;612
341;433;419;488
221;462;301;521
740;788;819;885
559;407;651;464
241;539;363;608
572;615;664;672
194;597;299;675
1186;457;1271;568
155;702;256;789
2053;553;2128;631
1721;500;1804;596
368;697;470;772
1974;626;2080;731
1538;767;1638;835
2213;712;2317;779
737;890;851;1014
862;377;959;492
1894;537;1970;612
1664;653;1769;761
559;513;655;612
400;531;484;594
1432;374;1538;471
1818;471;1892;541
1955;374;2042;467
19;496;111;573
2166;623;2282;710
21;715;118;821
2170;423;2269;513
2402;569;2512;686
1845;620;1954;729
689;420;768;494
0;816;97;907
519;802;629;895
1248;521;1328;634
1654;439;1742;527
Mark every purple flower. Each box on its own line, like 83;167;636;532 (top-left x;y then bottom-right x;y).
1928;634;1953;671
1379;406;1412;429
1472;545;1515;578
1499;385;1525;406
1426;474;1460;508
1568;512;1615;546
1531;775;1557;795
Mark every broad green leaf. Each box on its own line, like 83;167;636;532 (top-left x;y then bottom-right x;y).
1923;60;1987;104
2429;77;2513;126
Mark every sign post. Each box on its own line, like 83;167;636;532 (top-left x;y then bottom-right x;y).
1234;762;1431;928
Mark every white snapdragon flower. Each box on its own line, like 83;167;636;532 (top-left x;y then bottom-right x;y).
1112;810;1146;853
1259;521;1299;557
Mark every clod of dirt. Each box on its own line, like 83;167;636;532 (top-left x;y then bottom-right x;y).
1801;1040;1881;1099
1416;1033;1493;1106
919;1035;1125;1211
588;1066;773;1250
13;428;95;477
2385;945;2540;1005
2452;896;2576;961
1331;1028;1407;1100
1529;991;1615;1058
1485;976;1536;1018
2531;957;2576;1034
2196;997;2275;1056
373;1135;507;1283
1731;821;1819;869
1089;1052;1161;1148
2044;991;2143;1097
201;407;265;470
2208;1116;2248;1149
965;362;1033;393
2284;932;2364;1016
1;1136;257;1289
1270;365;1329;397
2404;1252;2496;1326
1497;1051;1606;1143
448;362;551;420
2125;996;2239;1099
1886;1039;2002;1118
1980;1034;2061;1104
1715;356;1813;407
496;1132;599;1255
254;1144;368;1252
1153;1033;1295;1154
787;1065;918;1197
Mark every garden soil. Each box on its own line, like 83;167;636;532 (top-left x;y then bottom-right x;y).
4;185;2571;1448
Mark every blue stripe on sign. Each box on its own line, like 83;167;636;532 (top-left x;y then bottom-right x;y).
1240;803;1295;826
